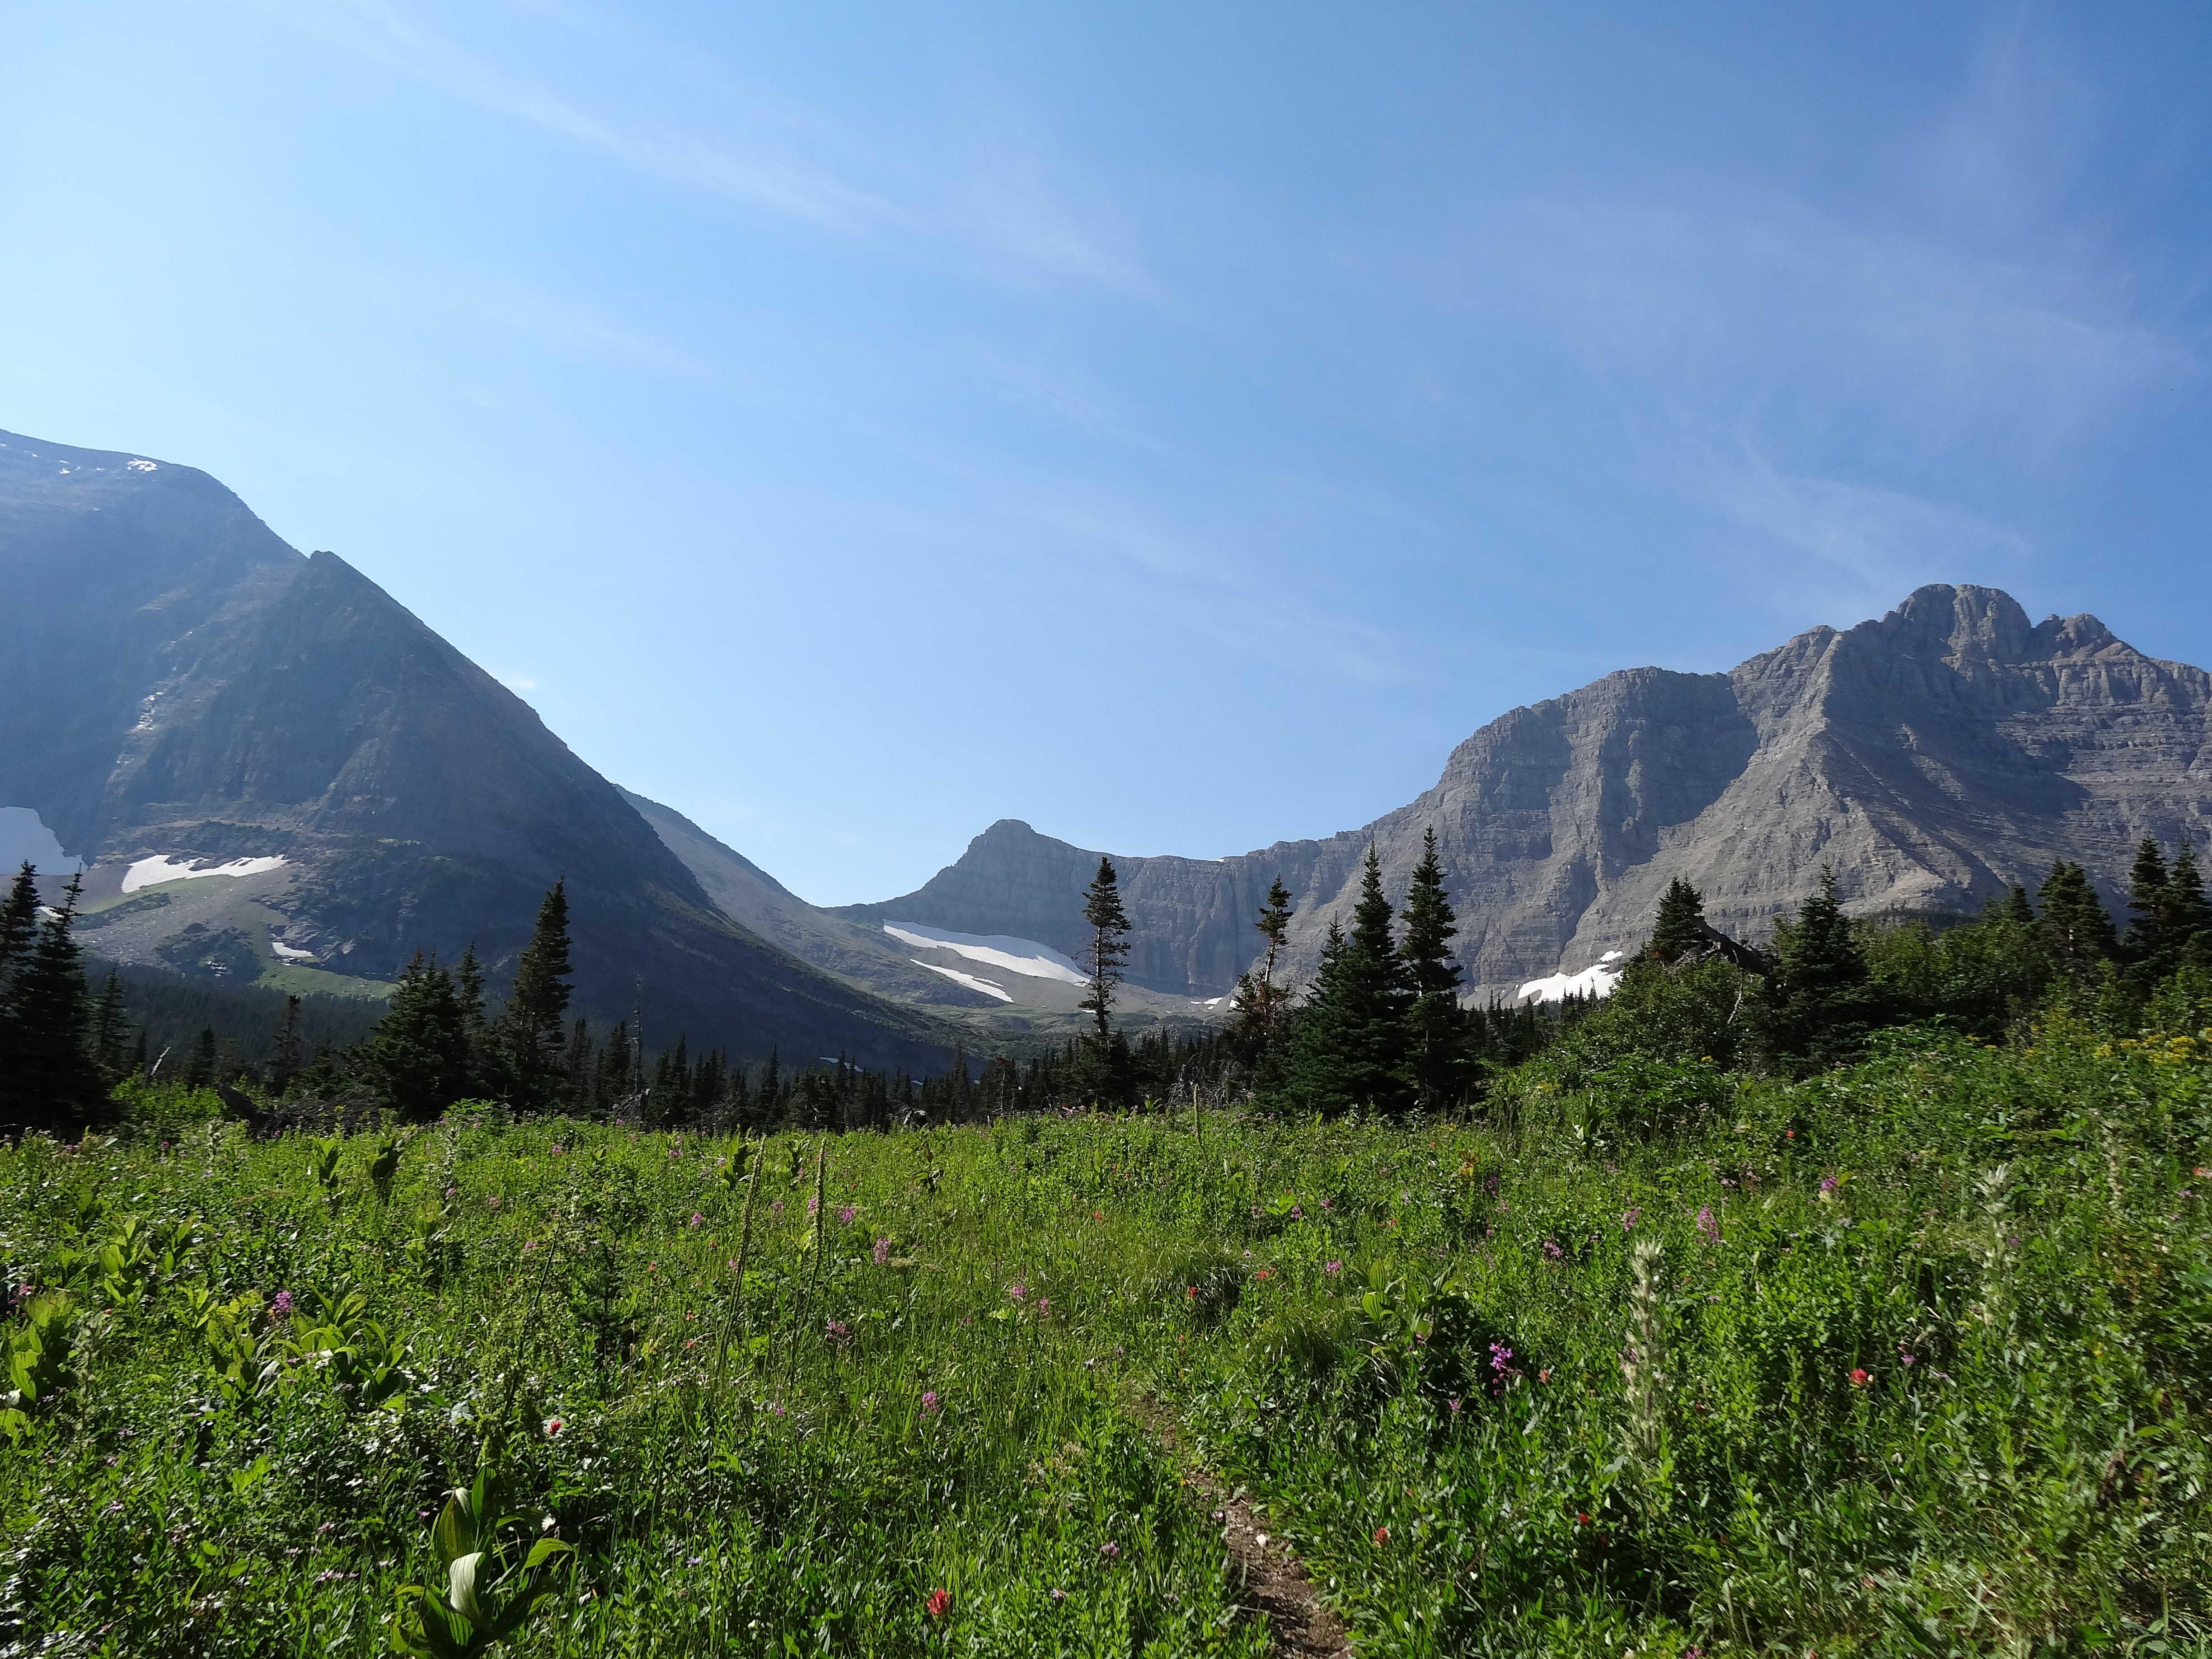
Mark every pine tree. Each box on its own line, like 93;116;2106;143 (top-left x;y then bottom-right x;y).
2123;838;2172;970
88;971;130;1083
1762;866;1879;1069
185;1026;218;1090
1399;830;1468;1110
2036;860;2116;983
1288;848;1411;1115
1649;877;1708;965
2169;840;2212;969
1228;876;1295;1083
501;881;573;1111
268;995;303;1097
0;873;101;1132
1076;858;1133;1105
361;953;469;1120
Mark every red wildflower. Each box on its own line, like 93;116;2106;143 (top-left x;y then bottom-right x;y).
1371;1525;1389;1547
926;1588;950;1618
1849;1367;1871;1387
1576;1512;1590;1525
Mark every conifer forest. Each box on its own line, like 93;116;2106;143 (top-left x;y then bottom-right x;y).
5;839;2212;1655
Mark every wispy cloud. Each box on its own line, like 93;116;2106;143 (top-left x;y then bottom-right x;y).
253;0;1155;297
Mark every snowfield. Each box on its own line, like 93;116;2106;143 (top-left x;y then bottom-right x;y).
121;854;289;894
909;960;1015;1002
1517;949;1627;1004
270;939;319;962
883;922;1089;986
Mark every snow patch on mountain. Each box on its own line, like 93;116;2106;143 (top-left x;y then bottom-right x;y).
1518;950;1627;1005
270;939;319;962
122;854;289;894
882;922;1089;985
909;960;1015;1002
0;807;84;874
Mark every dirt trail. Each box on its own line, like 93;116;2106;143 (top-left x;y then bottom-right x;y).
1136;1398;1352;1659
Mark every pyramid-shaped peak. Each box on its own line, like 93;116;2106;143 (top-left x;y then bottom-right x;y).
1879;584;2036;658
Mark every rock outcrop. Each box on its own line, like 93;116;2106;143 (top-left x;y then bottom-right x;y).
844;586;2212;999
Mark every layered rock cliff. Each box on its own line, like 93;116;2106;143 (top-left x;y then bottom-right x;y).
843;586;2212;999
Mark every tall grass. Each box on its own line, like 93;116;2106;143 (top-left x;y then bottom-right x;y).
4;1012;2208;1654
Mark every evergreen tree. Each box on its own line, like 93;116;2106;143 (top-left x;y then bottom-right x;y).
0;862;37;979
268;995;303;1097
596;1018;634;1116
501;881;573;1110
1762;866;1880;1070
88;971;130;1083
1649;877;1708;965
361;953;469;1120
2001;883;2036;925
1228;876;1295;1084
1076;858;1133;1105
2123;838;2172;970
561;1017;595;1111
1399;830;1469;1110
1288;848;1411;1115
2170;840;2212;969
0;873;101;1132
185;1026;218;1090
2036;860;2116;983
454;943;493;1097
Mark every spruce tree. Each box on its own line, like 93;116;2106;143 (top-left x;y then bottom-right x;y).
1228;876;1295;1083
2123;838;2172;970
361;953;469;1120
1399;830;1469;1110
185;1027;217;1090
2169;840;2212;969
268;995;303;1097
1076;858;1133;1105
87;971;130;1084
501;881;573;1111
2036;861;2116;983
2002;883;2035;925
1287;848;1411;1115
1762;866;1879;1069
454;943;492;1098
0;873;101;1132
1649;877;1708;965
0;863;37;979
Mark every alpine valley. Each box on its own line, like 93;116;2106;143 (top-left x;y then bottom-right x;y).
4;425;2208;1058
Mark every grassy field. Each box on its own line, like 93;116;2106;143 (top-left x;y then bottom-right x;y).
5;1012;2211;1656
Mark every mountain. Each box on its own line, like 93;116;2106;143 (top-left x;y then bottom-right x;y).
842;586;2212;1001
623;788;1229;1034
0;427;958;1070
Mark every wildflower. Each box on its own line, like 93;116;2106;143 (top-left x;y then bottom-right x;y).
1488;1341;1515;1376
1252;1268;1273;1281
688;1212;704;1228
926;1588;951;1618
1848;1367;1871;1388
1320;1196;1333;1210
1576;1512;1590;1525
1186;1285;1200;1299
1372;1525;1390;1546
920;1390;941;1414
873;1237;892;1265
767;1400;785;1416
1091;1209;1104;1221
488;1195;501;1210
839;1205;857;1226
1008;1283;1026;1300
1682;1646;1706;1658
1784;1130;1795;1140
806;1195;820;1218
544;1416;564;1436
1324;1260;1344;1275
825;1319;851;1346
269;1289;294;1320
1036;1298;1051;1317
726;1258;740;1271
1542;1238;1563;1260
1050;1587;1067;1601
1695;1205;1720;1242
1621;1208;1640;1233
444;1186;458;1201
1447;1397;1462;1415
770;1199;784;1216
1289;1205;1303;1220
1099;1542;1120;1560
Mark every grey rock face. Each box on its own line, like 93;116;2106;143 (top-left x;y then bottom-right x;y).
0;428;957;1069
845;586;2212;999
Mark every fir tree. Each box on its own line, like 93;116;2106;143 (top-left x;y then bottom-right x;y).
185;1027;218;1090
501;881;573;1111
454;943;493;1097
1762;866;1879;1070
2170;840;2212;969
268;995;303;1097
1076;858;1133;1105
1399;830;1469;1110
2002;883;2036;925
1288;848;1411;1115
2036;860;2116;982
1649;877;1708;965
0;862;37;979
88;971;130;1083
1228;876;1295;1082
0;873;101;1132
2123;838;2171;969
361;953;469;1120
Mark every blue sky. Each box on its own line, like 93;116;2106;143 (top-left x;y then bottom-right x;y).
5;3;2207;902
